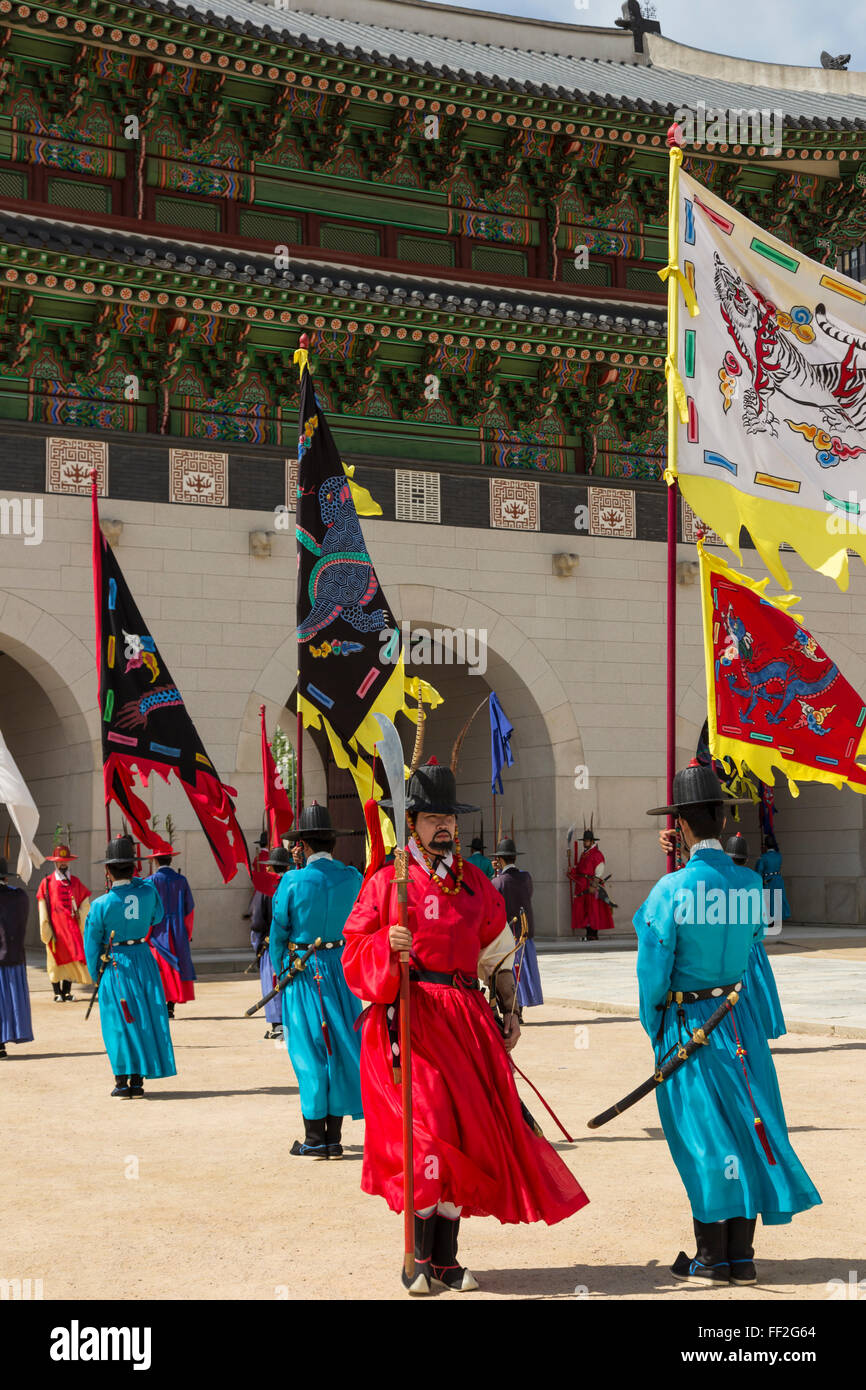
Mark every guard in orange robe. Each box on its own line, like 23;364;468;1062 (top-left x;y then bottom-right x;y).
569;825;614;941
343;761;588;1296
36;843;92;1000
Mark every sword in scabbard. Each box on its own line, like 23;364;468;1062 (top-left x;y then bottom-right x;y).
587;988;742;1129
84;930;115;1021
243;937;322;1016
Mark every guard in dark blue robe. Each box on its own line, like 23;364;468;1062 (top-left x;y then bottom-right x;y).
250;846;292;1038
639;763;820;1286
491;837;543;1009
0;856;33;1055
272;804;363;1158
144;849;196;1019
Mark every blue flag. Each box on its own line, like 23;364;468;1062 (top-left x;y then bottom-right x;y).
489;691;514;794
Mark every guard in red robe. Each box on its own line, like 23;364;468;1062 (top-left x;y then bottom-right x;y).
343;760;588;1296
569;823;614;941
36;843;92;999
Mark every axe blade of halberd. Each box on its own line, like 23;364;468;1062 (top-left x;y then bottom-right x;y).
373;713;407;853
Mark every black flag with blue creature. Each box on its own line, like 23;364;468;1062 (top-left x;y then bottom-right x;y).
293;342;440;797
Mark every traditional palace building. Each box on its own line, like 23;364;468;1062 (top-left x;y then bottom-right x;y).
1;0;865;944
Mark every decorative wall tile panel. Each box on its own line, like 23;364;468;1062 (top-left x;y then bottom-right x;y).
169;449;228;506
286;458;298;512
490;477;539;531
588;486;635;539
395;470;440;523
681;497;722;546
46;438;108;495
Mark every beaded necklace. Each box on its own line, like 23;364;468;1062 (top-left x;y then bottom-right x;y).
409;824;465;895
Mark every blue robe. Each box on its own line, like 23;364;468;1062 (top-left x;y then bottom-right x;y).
271;855;363;1120
144;866;196;1000
634;848;820;1226
250;890;282;1026
467;852;494;880
85;878;177;1079
0;883;33;1045
491;865;543;1007
755;849;791;921
745;941;786;1039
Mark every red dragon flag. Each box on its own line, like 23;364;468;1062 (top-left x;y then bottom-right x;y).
666;163;866;590
260;705;294;846
699;539;866;797
91;476;251;883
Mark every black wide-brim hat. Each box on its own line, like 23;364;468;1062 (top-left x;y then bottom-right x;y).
381;761;479;816
0;856;20;879
647;760;752;816
96;835;138;865
726;833;749;862
266;846;293;870
495;837;522;856
283;802;349;840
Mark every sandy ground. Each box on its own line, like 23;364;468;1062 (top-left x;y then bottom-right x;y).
3;973;863;1302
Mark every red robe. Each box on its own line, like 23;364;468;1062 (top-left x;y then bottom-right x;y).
342;858;588;1224
569;845;614;933
36;873;89;965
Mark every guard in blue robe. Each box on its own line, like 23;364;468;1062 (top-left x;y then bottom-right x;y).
250;845;292;1037
0;857;33;1054
144;851;196;1019
271;804;363;1157
726;833;786;1039
756;836;791;921
85;836;176;1098
638;763;820;1286
491;837;543;1008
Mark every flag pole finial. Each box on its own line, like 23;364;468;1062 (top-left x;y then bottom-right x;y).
294;333;310;377
667;121;684;148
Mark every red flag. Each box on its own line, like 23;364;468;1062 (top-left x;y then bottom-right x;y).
700;541;866;796
92;476;252;883
260;706;294;846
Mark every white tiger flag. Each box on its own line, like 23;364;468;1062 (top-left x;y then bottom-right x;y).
671;166;866;590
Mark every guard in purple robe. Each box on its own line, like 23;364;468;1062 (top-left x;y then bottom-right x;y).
144;849;196;1020
491;838;544;1010
0;855;34;1054
250;846;292;1039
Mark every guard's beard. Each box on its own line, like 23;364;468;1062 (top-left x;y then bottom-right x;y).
427;832;454;858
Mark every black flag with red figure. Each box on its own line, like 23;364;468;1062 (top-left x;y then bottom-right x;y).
91;478;251;883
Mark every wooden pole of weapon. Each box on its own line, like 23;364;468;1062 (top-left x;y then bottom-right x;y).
395;844;413;1280
294;332;310;825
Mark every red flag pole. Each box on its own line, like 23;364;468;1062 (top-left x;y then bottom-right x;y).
295;332;310;825
90;470;112;848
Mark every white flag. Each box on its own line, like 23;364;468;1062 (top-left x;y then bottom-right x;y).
0;726;44;881
673;167;866;590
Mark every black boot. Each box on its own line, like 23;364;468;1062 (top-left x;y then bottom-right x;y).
727;1217;757;1285
401;1210;436;1296
431;1214;480;1292
0;1043;7;1058
324;1114;344;1158
290;1117;328;1159
111;1074;131;1098
166;1002;175;1019
52;982;63;1002
671;1219;730;1285
128;1074;144;1098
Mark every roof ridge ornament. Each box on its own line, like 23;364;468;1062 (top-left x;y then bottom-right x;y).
614;1;661;57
